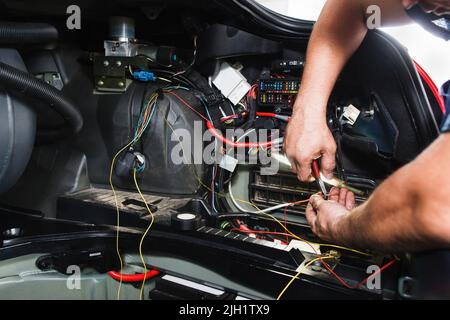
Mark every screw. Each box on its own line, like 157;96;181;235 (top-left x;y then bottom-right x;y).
118;81;125;87
364;109;375;117
116;61;122;67
103;60;109;67
97;80;104;86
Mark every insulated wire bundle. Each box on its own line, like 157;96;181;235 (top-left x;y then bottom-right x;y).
132;93;159;142
153;88;399;299
133;168;155;300
109;84;387;301
109;92;159;300
277;256;334;300
109;86;208;300
164;90;372;257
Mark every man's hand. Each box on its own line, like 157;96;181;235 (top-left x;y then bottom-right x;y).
284;111;336;182
305;187;355;242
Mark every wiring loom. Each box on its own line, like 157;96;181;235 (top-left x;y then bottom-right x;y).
163;90;399;298
109;91;160;300
108;81;393;300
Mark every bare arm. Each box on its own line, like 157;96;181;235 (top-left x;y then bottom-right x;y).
308;134;450;253
285;0;412;181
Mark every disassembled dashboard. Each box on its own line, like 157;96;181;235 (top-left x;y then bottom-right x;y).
0;0;445;300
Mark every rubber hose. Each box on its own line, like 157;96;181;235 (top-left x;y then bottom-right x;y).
0;61;83;141
0;22;58;44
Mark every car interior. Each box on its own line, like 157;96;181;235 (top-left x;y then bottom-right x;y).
0;0;448;300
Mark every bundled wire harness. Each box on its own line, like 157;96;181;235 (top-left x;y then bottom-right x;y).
107;62;397;301
0;61;83;140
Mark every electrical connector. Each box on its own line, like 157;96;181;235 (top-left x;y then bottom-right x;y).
132;70;156;82
211;62;251;105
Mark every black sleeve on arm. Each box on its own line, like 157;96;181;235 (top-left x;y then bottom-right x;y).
441;113;450;133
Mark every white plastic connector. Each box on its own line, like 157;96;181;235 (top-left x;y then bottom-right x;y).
219;154;239;173
211;62;251;106
342;104;361;125
286;239;321;255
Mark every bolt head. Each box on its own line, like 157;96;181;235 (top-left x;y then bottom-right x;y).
103;60;109;66
97;80;104;86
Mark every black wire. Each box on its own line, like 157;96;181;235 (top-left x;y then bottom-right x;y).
240;94;257;130
151;68;197;88
215;166;234;212
170;35;198;79
331;104;346;181
216;213;252;220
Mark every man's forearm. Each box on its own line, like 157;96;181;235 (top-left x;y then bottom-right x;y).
334;135;450;253
295;0;368;119
335;170;419;252
295;0;412;119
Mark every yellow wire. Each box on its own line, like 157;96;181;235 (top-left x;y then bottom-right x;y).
234;198;371;256
107;89;368;302
157;77;172;83
277;256;334;300
132;168;155;301
109;93;158;300
109;140;134;300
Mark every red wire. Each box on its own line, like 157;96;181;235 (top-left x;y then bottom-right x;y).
414;61;445;114
221;112;277;123
232;228;294;238
107;270;160;282
168;78;399;289
232;224;397;289
206;121;273;148
301;244;397;289
256;112;277;118
166;89;273;148
355;259;397;288
221;114;240;122
164;91;210;122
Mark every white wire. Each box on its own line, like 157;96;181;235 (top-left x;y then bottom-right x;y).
208;76;213;88
228;182;294;214
211;139;218;213
233;129;256;146
226;129;295;213
172;35;197;78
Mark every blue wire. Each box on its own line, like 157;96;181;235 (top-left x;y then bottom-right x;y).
135;161;146;173
199;98;214;122
133;100;158;143
138;101;158;137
